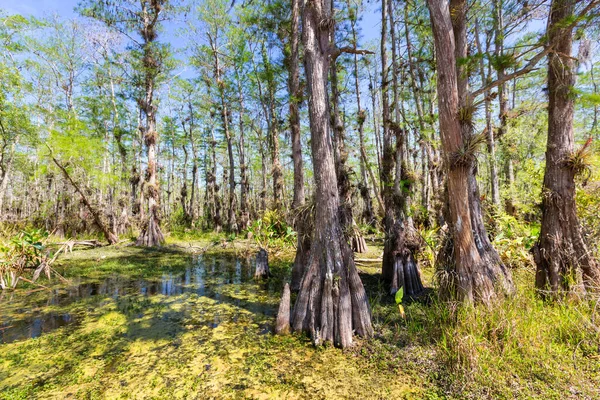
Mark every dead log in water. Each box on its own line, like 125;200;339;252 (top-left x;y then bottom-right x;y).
254;248;270;279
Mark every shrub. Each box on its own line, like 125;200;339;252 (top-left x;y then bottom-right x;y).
0;228;64;289
245;210;296;249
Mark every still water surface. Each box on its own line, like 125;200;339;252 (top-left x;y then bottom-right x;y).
0;254;277;344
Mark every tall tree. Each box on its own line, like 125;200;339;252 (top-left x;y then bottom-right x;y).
79;0;174;246
347;0;377;227
290;0;373;347
533;0;600;293
0;14;33;218
208;30;238;233
427;0;514;304
379;0;425;296
287;0;310;291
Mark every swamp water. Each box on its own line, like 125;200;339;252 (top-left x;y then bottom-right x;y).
0;253;278;344
0;247;424;398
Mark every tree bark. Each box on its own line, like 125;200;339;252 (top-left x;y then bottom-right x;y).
289;0;305;211
291;0;373;348
187;99;199;223
207;128;222;232
427;0;513;304
474;18;501;209
348;6;375;227
288;0;310;291
255;248;271;279
533;0;599;294
378;0;424;295
275;283;291;334
0;135;18;218
209;33;238;233
180;142;190;223
330;51;353;234
136;1;165;247
235;67;250;231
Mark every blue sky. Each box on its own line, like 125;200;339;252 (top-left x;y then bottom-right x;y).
1;0;78;19
1;0;383;85
1;0;383;42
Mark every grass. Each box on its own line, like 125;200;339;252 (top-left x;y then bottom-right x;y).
0;234;599;399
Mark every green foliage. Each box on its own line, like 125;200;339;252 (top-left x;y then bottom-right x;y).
577;91;600;106
492;214;538;268
395;287;406;318
565;137;594;184
245;210;296;249
577;154;600;254
419;227;439;268
0;228;52;289
436;275;599;396
395;286;404;304
449;131;486;167
372;266;600;398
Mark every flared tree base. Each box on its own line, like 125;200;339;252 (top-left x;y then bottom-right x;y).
136;216;165;247
436;233;513;304
382;219;425;297
291;224;373;348
532;202;599;295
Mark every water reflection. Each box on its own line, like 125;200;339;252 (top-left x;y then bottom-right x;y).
0;255;275;344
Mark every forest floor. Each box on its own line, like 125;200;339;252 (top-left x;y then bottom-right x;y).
0;234;599;399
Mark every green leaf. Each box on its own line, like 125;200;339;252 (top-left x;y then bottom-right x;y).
395;287;404;304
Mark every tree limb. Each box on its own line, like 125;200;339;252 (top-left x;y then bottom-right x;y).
46;145;118;245
471;0;600;99
332;46;375;60
471;45;551;99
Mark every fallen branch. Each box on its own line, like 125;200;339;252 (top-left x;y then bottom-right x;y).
56;239;104;253
354;258;383;263
46;145;118;246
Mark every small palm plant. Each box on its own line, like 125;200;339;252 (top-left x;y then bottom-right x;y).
0;229;67;290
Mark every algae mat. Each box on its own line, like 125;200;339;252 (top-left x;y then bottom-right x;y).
0;246;430;399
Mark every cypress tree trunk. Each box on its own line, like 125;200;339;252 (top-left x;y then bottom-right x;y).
180;142;190;223
427;0;513;304
291;0;373;348
348;7;375;227
187;99;199;223
0;136;18;218
259;127;268;214
235;67;250;231
474;19;501;209
136;74;164;247
492;0;516;214
136;1;165;247
209;34;237;233
378;0;425;296
533;0;599;293
208;129;222;232
288;0;310;291
330;52;353;234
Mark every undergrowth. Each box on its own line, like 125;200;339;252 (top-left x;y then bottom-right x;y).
1;223;599;399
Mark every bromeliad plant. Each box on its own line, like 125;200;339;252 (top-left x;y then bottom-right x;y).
0;229;66;290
